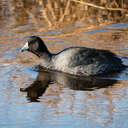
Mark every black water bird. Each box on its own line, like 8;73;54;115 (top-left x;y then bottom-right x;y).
21;36;125;76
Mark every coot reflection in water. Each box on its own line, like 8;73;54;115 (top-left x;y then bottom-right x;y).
20;68;118;102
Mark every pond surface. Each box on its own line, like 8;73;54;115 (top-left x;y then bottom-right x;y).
0;1;128;128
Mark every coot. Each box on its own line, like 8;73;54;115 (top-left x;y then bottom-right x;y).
21;36;125;76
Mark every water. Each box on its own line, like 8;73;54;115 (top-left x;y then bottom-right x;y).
0;0;128;128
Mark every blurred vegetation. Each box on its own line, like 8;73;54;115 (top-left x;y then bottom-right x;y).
0;0;128;29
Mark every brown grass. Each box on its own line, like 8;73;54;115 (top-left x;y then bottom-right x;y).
0;0;128;29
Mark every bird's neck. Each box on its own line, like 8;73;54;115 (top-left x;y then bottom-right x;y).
33;50;52;60
38;52;55;69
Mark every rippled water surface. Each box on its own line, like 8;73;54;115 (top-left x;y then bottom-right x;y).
0;1;128;128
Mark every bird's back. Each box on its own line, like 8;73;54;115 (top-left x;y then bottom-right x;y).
52;47;124;76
